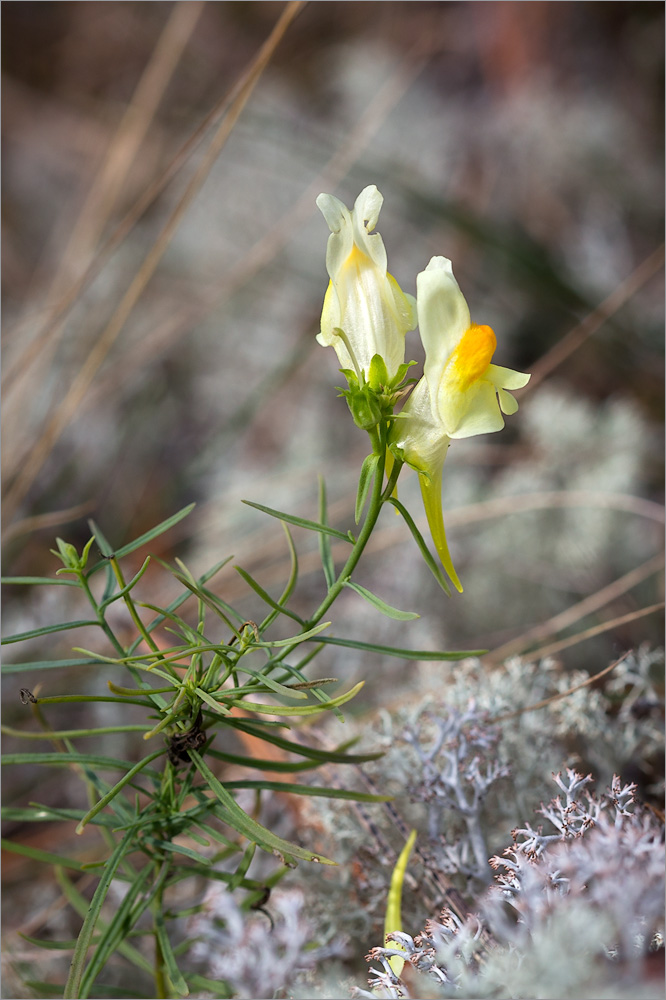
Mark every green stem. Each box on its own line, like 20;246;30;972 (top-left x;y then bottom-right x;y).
79;573;126;658
306;427;402;628
110;557;178;678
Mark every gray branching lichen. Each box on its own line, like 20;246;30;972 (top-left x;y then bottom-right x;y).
403;706;510;882
356;771;665;1000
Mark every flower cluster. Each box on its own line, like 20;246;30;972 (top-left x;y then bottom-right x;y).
317;185;530;591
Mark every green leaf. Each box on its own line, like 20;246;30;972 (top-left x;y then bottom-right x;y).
0;838;85;871
87;504;196;575
223;781;392;802
315;635;486;660
387;497;451;596
234;566;304;624
98;556;151;611
186;975;233;996
318;476;335;588
355;454;380;524
228;841;257;891
55;866;154;979
2;805;117;827
2;752;161;774
228;680;364;716
344;580;419;621
190;750;336;865
235;667;307;700
222;719;384;765
2;724;149;740
206;749;320;772
140;837;212;866
19;934;91;950
62;829;136;999
277;522;299;609
194;686;232;716
1;620;99;644
242;499;352;543
74;750;166;833
78;863;154;998
154;907;189;996
1;576;79;586
1;656;104;674
251;621;331;648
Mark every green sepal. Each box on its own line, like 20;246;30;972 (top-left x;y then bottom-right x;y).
347;385;382;430
388;359;417;389
368;353;389;391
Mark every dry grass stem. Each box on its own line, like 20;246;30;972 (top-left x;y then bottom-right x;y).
484;551;665;664
2;1;305;527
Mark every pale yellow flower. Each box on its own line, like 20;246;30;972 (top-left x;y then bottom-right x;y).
391;257;530;592
316;186;416;380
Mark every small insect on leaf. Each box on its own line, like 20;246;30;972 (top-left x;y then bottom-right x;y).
19;688;37;704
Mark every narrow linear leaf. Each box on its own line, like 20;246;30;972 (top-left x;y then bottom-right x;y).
141;837;212;866
355;454;380;524
2;752;161;774
1;657;101;674
87;504;196;574
387;497;451;595
251;621;331;648
315;635;487;660
221;719;384;764
75;750;166;833
107;682;177;696
223;781;393;802
0;838;85;871
227;680;364;716
56;866;153;978
187;975;233;996
242;499;352;543
98;556;151;611
206;748;320;772
344;580;419;621
234;566;303;624
78;864;154;998
189;750;336;865
2;805;116;827
1;576;79;587
19;934;91;950
194;686;232;716
62;830;136;999
154;908;190;997
2;724;149;740
277;522;299;608
2;620;99;644
233;666;306;700
228;841;257;891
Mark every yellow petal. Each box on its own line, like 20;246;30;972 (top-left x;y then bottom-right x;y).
419;458;463;593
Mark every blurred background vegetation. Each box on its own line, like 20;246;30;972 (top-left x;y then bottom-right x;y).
2;1;664;994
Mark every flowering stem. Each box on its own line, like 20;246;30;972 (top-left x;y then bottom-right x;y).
306;424;401;629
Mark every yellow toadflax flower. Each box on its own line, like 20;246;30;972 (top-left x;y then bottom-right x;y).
316;185;416;380
391;256;530;593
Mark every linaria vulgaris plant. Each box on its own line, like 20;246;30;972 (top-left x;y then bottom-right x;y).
2;185;531;999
